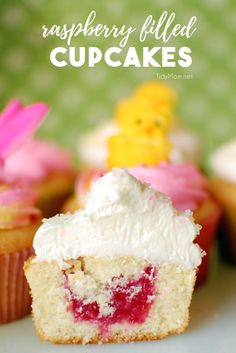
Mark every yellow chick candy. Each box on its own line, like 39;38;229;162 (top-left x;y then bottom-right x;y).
115;98;173;138
133;81;177;112
107;99;172;168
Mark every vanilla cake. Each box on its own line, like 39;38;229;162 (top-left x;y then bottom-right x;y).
25;168;203;344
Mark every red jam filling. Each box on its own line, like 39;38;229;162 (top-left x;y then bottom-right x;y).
64;265;157;336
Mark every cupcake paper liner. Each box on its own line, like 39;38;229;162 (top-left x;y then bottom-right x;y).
0;247;34;324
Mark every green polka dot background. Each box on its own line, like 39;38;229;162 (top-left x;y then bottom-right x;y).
0;0;235;168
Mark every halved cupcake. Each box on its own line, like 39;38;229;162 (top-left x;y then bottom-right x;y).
0;100;45;324
25;169;202;344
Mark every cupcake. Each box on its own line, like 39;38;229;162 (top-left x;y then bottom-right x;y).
210;140;236;264
0;99;45;323
25;169;203;344
1;100;75;217
77;81;201;169
0;182;41;324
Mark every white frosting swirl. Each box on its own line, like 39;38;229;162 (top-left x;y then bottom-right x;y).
210;140;236;183
33;168;203;269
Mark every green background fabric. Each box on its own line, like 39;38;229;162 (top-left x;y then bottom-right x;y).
0;0;235;168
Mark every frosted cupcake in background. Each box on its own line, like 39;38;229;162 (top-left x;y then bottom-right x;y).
1;100;75;217
0;184;42;324
78;82;201;169
210;140;236;264
0;104;43;324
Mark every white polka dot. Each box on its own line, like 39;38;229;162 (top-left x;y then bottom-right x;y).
152;0;175;6
207;74;230;97
209;114;233;137
230;53;236;70
106;2;126;17
107;81;132;101
171;81;185;94
26;31;45;47
26;0;47;9
1;5;27;28
205;32;230;55
192;56;207;75
80;66;108;87
230;96;236;111
29;68;57;90
3;48;30;72
85;104;110;125
227;11;236;31
184;95;210;119
63;10;86;23
131;15;146;30
56;86;84;111
203;0;229;7
180;10;201;25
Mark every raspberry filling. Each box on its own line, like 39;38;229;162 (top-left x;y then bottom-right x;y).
64;265;157;337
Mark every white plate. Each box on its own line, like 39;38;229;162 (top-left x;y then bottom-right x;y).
1;261;236;353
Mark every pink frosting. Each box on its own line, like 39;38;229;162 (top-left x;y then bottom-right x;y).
3;139;73;184
128;162;209;211
0;183;41;229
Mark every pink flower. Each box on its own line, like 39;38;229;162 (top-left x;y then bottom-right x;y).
0;99;49;161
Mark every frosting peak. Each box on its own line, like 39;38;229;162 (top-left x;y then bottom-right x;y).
33;168;202;269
